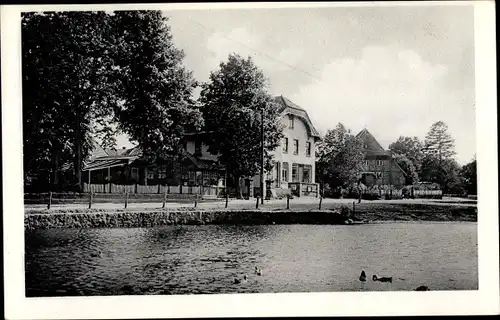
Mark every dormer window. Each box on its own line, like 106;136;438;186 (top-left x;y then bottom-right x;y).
289;115;294;129
364;144;368;149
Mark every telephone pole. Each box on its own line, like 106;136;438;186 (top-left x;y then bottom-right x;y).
260;107;265;204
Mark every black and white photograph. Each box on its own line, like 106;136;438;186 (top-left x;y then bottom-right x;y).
2;1;498;319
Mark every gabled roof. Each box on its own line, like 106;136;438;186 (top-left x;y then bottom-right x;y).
274;95;321;140
356;128;390;156
356;128;409;176
274;95;305;112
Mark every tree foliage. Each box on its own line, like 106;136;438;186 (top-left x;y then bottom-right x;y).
388;136;424;173
420;157;463;193
392;153;419;185
423;121;456;162
421;121;458;189
316;123;364;189
460;157;477;195
22;11;202;191
110;11;203;165
199;54;284;188
22;11;118;191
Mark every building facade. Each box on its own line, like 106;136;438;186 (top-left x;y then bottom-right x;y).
80;141;225;194
183;95;321;198
356;128;407;188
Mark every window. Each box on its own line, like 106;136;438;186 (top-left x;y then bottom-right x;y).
147;170;155;180
303;165;312;183
283;138;289;153
293;139;299;155
289;115;294;129
364;160;369;166
292;163;299;182
281;162;289;182
306;141;312;157
377;160;384;166
195;140;202;156
131;168;139;180
158;166;167;179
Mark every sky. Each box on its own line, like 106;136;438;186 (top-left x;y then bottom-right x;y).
115;4;476;165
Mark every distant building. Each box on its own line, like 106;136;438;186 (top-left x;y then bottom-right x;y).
183;95;322;198
356;128;406;188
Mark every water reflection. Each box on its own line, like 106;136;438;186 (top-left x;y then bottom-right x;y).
25;223;478;296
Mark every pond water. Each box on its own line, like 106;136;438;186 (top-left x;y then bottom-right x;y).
25;222;478;296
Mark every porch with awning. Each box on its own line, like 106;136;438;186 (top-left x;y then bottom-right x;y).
82;156;139;187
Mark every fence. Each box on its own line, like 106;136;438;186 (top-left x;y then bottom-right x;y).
24;191;354;212
24;190;228;210
324;187;443;200
83;183;223;197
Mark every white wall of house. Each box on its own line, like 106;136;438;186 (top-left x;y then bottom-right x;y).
253;113;316;188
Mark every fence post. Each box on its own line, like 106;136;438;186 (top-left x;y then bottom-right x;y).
47;191;52;210
255;196;259;209
162;191;167;209
319;195;322;210
88;192;93;209
286;194;290;210
352;201;355;215
225;191;229;208
124;192;129;209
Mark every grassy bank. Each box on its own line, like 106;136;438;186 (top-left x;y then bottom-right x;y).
348;202;477;222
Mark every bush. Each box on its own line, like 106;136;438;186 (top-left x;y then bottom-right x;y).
339;205;351;217
362;193;380;200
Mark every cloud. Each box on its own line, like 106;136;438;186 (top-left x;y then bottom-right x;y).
289;45;474;163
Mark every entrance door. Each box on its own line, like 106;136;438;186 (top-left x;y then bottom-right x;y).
275;163;281;187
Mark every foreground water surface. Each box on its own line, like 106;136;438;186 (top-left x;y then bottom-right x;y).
25;222;478;296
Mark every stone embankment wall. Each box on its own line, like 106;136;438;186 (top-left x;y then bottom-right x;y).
25;209;349;230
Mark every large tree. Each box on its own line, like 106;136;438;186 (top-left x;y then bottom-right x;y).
421;121;457;189
22;11;118;191
110;11;203;168
316;123;364;190
388;136;424;173
423;121;456;163
199;54;284;196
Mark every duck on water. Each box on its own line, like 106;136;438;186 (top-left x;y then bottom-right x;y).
234;275;248;284
359;270;367;282
372;275;393;283
255;266;263;276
